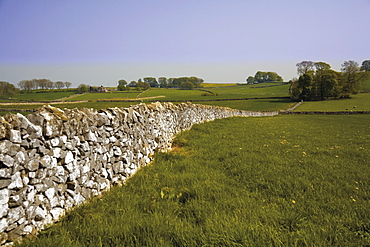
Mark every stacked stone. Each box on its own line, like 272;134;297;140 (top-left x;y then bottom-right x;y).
0;102;278;245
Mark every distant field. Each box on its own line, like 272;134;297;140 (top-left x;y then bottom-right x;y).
65;91;142;101
202;83;238;87
198;98;296;111
2;91;76;102
295;93;370;111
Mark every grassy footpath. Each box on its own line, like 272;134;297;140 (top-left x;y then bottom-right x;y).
19;115;370;247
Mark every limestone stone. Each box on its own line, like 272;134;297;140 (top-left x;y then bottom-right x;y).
0;218;9;233
50;207;64;220
0;203;8;218
34;206;47;221
8;172;23;189
25;159;40;172
7;206;25;223
9;130;22;143
64;151;74;165
0;154;14;168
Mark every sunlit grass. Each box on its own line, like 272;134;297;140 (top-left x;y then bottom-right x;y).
65;92;142;101
295;93;370;111
198;98;296;111
20;115;370;247
6;91;76;102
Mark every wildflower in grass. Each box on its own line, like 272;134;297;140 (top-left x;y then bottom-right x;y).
355;187;359;190
302;152;307;156
335;155;339;158
292;200;296;204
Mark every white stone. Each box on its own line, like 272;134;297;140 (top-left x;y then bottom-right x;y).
9;129;22;143
64;151;74;164
0;203;8;218
14;151;26;164
74;194;85;206
8;172;23;189
23;225;34;234
109;136;117;143
44;187;55;201
40;155;53;168
0;218;8;232
7;206;25;223
101;168;108;178
53;147;61;158
34;206;46;221
85;131;97;142
60;135;67;144
50;138;60;147
50;207;64;220
0;154;14;167
0;189;9;205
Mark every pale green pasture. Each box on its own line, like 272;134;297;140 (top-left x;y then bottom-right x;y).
295;93;370;111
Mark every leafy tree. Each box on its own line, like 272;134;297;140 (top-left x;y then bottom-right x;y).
341;60;363;96
290;60;365;101
297;71;315;100
136;81;150;90
64;81;72;89
314;62;331;71
314;68;340;100
158;77;168;88
143;77;159;87
254;71;266;83
117;79;128;91
180;81;194;90
55;81;65;90
0;81;18;96
128;81;137;87
361;60;370;71
77;84;89;94
18;80;35;93
118;79;127;86
296;61;315;76
47;80;54;90
253;71;283;83
246;76;255;84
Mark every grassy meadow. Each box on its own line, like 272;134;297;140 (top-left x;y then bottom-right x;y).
294;93;370;112
19;114;370;247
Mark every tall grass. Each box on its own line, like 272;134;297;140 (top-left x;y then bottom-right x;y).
19;115;370;246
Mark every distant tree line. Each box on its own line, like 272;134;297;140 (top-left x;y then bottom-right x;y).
116;77;204;91
290;60;369;101
17;79;72;93
246;71;283;84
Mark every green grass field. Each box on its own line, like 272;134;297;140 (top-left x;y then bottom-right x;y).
198;98;296;111
2;91;76;102
65;91;142;101
295;93;370;112
19;115;370;246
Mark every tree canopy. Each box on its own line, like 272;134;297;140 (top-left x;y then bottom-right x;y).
290;60;366;101
121;76;203;90
0;81;18;96
246;71;283;84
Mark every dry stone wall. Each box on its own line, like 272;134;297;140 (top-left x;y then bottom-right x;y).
0;102;278;245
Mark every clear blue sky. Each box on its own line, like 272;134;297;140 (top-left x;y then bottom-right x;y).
0;0;369;87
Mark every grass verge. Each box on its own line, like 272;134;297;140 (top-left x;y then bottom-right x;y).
19;115;370;246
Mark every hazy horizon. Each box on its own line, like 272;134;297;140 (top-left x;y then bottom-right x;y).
1;0;369;87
